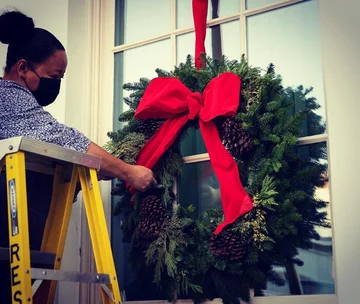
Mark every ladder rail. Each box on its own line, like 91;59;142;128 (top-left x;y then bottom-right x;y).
5;152;33;303
79;166;122;304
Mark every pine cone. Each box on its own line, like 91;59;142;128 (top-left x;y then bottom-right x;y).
137;119;165;139
138;196;166;240
140;196;165;221
219;117;254;159
138;218;162;240
209;228;247;261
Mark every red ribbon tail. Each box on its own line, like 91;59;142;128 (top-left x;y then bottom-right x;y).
128;116;189;195
199;120;253;235
192;0;208;69
214;195;253;234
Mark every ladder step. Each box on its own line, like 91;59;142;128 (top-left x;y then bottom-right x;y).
31;268;111;284
0;247;55;266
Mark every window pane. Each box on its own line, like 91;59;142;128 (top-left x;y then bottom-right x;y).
247;1;325;137
179;142;334;296
246;0;280;10
118;40;171;113
115;0;171;45
180;129;208;157
177;20;241;65
267;142;334;296
113;52;124;131
177;0;240;29
178;161;220;217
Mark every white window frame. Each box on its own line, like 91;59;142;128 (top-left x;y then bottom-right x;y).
79;0;338;303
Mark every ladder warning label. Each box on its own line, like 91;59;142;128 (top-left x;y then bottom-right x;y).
9;179;19;236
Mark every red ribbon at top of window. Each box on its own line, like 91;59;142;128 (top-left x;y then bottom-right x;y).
193;0;208;69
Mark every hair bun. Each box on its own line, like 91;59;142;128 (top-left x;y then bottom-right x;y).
0;11;35;44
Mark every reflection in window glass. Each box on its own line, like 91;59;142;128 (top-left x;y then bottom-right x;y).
121;40;171;112
267;142;334;296
180;129;207;156
176;0;240;29
176;31;194;64
114;52;124;131
246;0;280;10
177;20;241;65
178;161;220;217
115;0;171;45
179;142;334;296
247;1;326;136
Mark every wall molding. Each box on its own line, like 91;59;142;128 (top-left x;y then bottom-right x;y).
66;0;115;303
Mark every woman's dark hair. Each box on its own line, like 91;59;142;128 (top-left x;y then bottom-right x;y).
0;10;65;73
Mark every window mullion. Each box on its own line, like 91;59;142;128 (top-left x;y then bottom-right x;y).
171;0;177;67
182;134;328;164
240;13;247;58
240;0;246;13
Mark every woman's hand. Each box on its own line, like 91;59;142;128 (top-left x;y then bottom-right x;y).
126;165;157;191
87;142;156;191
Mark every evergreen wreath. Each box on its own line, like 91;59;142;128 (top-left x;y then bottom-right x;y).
105;55;329;304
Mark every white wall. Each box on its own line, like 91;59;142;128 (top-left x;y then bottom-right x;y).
66;1;115;302
65;1;93;302
319;0;360;303
0;0;68;123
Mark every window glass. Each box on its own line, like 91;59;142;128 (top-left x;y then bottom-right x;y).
247;1;325;136
178;161;220;217
177;20;241;65
115;0;171;45
113;52;124;131
115;39;171;117
246;0;281;10
177;0;240;29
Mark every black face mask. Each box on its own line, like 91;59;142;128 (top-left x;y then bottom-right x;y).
32;77;61;107
25;64;61;107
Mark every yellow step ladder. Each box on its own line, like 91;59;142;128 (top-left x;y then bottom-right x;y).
0;137;122;304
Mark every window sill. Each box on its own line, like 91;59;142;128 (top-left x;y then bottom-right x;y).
124;294;336;304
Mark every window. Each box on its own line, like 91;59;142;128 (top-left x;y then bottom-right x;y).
112;0;335;303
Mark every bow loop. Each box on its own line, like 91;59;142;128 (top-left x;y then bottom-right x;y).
135;78;191;120
200;72;241;122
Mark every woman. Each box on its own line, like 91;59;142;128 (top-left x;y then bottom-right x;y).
0;10;156;189
0;10;155;302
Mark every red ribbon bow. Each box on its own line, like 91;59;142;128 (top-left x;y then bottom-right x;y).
132;72;253;234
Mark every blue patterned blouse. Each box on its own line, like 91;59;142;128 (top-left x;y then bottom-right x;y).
0;79;90;152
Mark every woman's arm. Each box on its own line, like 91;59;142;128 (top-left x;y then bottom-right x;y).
0;90;155;191
87;142;156;191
